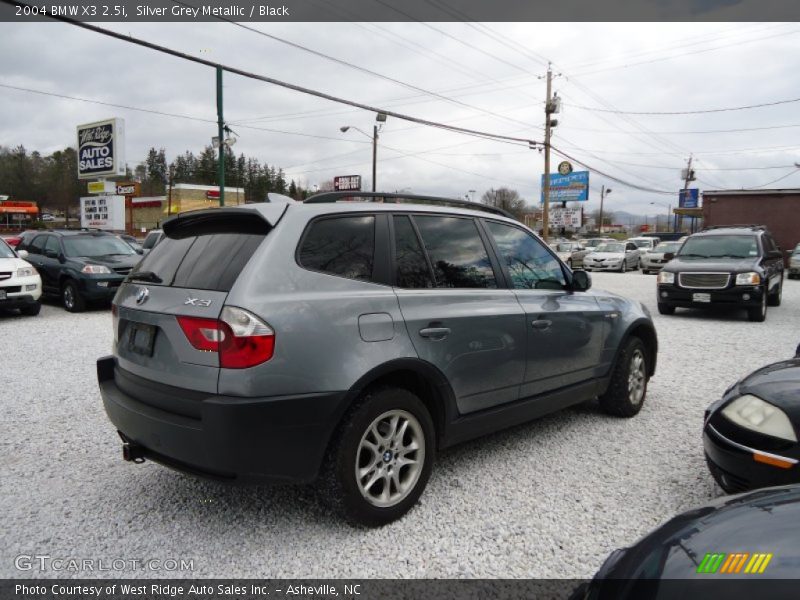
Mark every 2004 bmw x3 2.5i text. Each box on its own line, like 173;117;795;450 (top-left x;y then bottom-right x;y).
97;192;657;526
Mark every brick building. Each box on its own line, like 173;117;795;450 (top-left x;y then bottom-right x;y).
702;189;800;259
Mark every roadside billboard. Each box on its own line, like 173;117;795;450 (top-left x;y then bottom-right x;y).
77;118;126;180
80;195;126;230
541;171;589;202
679;188;699;208
549;207;582;229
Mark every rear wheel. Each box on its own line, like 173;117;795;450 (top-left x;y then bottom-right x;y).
747;288;767;322
20;301;41;316
322;387;435;527
657;303;675;315
599;337;649;418
62;280;85;313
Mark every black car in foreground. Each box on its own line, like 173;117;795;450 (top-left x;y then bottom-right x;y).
704;346;800;493
16;230;142;311
576;485;800;599
656;225;784;322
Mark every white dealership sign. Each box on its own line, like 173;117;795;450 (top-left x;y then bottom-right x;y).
77;118;126;179
549;207;582;229
80;195;126;230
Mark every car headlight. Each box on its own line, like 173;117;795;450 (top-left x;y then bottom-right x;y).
722;395;797;442
735;272;761;285
17;267;36;277
82;265;112;274
657;271;675;284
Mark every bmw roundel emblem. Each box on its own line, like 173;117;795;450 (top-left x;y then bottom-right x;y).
135;287;150;305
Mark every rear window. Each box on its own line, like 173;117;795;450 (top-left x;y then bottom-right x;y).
132;230;266;292
298;215;375;282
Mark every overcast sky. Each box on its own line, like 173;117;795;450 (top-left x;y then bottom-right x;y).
2;21;799;216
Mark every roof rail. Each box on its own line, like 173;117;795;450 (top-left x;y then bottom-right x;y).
303;191;514;219
700;224;767;231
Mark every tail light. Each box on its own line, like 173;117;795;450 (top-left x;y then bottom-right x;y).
176;306;274;369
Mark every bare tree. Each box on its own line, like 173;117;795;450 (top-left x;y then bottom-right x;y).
481;187;527;221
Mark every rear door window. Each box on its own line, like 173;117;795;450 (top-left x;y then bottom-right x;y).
132;226;267;292
298;215;375;282
413;215;497;289
393;215;434;289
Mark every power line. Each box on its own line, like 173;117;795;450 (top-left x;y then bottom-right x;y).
566;95;800;115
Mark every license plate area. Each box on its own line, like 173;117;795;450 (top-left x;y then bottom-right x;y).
692;293;711;303
128;322;157;356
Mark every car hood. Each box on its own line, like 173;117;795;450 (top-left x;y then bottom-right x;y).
72;254;142;268
662;256;758;273
737;358;800;409
603;484;800;579
587;252;624;259
0;256;34;271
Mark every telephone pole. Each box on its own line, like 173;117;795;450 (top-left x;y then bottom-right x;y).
598;184;611;234
216;66;225;207
542;64;553;242
678;154;694;232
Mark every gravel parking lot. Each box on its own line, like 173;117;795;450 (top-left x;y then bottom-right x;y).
2;272;799;579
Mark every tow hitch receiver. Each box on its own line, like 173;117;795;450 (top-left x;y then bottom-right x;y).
122;442;146;463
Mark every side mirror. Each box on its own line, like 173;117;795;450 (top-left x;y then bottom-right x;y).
44;249;57;259
664;252;675;261
572;270;592;292
769;250;783;259
136;248;144;255
16;249;28;259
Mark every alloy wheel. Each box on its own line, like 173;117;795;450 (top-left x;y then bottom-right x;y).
627;349;646;406
355;410;425;508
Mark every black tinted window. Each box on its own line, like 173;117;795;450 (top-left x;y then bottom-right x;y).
414;215;497;289
299;215;375;281
133;233;265;291
142;232;161;250
393;216;433;289
44;236;61;255
27;235;47;254
486;221;566;290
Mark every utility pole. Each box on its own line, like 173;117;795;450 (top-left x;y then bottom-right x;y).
372;124;378;192
542;64;553;242
216;66;225;207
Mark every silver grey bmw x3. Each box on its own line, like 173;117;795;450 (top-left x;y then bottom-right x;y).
98;192;657;526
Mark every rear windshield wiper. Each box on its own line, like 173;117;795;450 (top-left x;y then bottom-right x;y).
128;270;162;283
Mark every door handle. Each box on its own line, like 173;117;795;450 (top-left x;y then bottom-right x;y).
531;319;552;330
419;327;451;340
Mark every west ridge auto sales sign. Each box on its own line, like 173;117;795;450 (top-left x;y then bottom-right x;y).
77;118;126;179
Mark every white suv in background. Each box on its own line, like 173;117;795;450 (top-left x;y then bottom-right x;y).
0;238;42;316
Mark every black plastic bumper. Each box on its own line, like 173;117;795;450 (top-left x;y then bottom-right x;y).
81;277;124;301
97;356;348;484
703;424;799;493
657;284;763;308
0;294;38;308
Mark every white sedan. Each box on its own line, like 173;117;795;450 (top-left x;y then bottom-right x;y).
0;238;42;316
583;241;641;273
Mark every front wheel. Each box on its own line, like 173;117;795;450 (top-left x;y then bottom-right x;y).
599;337;649;418
621;260;627;273
20;301;41;316
747;288;767;322
322;387;435;527
62;280;86;313
768;278;782;307
657;303;675;315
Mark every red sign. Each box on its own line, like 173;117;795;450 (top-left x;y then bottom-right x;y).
334;175;362;192
640;224;650;232
206;190;220;199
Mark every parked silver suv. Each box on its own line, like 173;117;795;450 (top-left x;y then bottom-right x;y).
97;192;657;526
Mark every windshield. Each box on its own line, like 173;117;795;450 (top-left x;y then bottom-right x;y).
557;243;576;252
655;242;681;253
596;243;624;253
678;235;758;259
0;239;15;259
793;244;800;256
630;239;652;248
62;235;137;258
584;239;606;247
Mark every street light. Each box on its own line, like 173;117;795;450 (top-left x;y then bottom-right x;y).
340;112;387;192
598;185;612;234
650;201;672;232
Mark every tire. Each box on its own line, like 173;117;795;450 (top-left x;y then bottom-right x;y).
657;303;675;315
642;269;649;275
321;387;435;527
20;301;41;316
567;259;573;269
747;287;767;322
768;277;782;307
62;280;86;313
620;260;627;273
599;337;649;418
